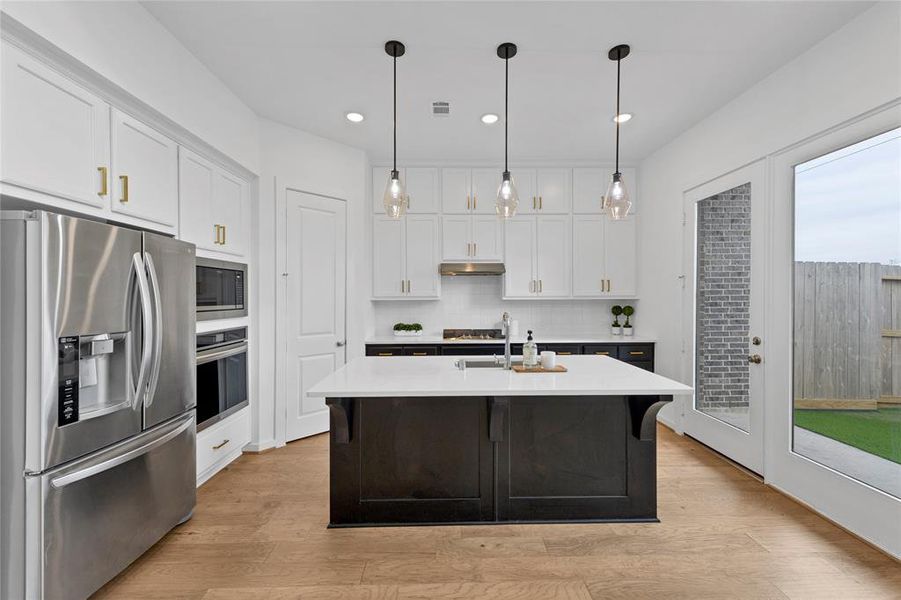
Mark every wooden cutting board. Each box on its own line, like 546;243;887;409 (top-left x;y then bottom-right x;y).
512;364;568;373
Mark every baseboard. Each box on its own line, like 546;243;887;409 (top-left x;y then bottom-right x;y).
243;439;277;453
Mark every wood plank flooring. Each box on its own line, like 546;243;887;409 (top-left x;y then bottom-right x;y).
93;426;900;600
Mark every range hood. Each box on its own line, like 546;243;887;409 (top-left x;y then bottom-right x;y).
439;262;506;276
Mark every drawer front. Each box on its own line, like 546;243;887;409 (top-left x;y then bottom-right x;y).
197;407;250;479
618;345;654;362
404;346;439;356
440;344;504;356
582;344;618;357
630;360;654;372
541;344;581;356
366;345;404;357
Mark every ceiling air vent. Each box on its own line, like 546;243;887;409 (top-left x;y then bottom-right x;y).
431;101;450;117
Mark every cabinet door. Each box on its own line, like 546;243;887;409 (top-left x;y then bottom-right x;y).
442;215;472;261
511;169;537;214
572;167;606;214
441;168;471;214
372;216;406;298
471;168;500;215
405;215;440;298
604;216;637;296
503;218;536;298
110;110;178;228
535;215;571;297
405;167;439;214
535;168;571;213
178;148;218;251
1;43;110;208
215;170;249;257
572;215;606;297
472;216;503;261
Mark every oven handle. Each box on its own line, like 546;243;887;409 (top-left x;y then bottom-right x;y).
196;341;248;365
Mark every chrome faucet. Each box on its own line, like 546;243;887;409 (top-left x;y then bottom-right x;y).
502;312;512;369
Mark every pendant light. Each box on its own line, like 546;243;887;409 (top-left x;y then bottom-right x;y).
603;44;632;220
383;40;407;219
496;42;519;219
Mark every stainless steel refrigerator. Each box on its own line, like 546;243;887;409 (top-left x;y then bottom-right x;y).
1;210;197;600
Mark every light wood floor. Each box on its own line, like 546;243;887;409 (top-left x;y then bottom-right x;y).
94;426;900;600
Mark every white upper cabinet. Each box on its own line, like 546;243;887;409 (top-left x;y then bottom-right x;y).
572;214;638;298
441;214;503;262
535;168;571;213
535;215;571;296
471;168;500;215
1;42;110;209
440;168;472;214
110;110;178;229
572;167;638;214
503;218;536;299
510;169;536;214
441;215;471;261
405;215;440;298
372;215;440;299
179;148;250;257
471;216;503;261
404;167;439;213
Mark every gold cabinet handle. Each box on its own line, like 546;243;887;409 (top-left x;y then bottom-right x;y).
214;224;222;244
607;279;611;292
407;280;411;293
629;351;645;356
222;225;226;245
466;242;471;256
532;196;536;210
406;194;411;209
119;175;129;203
595;351;610;355
539;279;543;292
473;242;477;256
539;196;543;210
467;195;471;210
378;352;393;356
412;352;428;356
212;439;230;450
97;167;108;196
558;351;572;355
401;279;405;293
473;195;477;210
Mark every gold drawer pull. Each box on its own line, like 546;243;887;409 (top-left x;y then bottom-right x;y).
629;351;645;356
378;352;393;356
119;175;129;203
97;166;108;196
558;351;572;355
212;439;230;450
595;351;610;355
412;352;428;356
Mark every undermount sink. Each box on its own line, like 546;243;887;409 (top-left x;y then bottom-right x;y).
455;358;523;370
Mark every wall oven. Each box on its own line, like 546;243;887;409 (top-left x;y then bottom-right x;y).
196;327;248;431
196;257;247;320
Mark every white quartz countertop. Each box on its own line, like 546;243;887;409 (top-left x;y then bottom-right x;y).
308;355;692;398
365;334;656;345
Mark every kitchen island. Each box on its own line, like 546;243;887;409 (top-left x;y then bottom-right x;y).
308;355;692;527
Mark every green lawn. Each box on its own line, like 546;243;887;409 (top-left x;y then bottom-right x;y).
794;407;901;465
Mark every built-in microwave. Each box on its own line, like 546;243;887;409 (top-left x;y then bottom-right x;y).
196;257;247;320
196;327;248;431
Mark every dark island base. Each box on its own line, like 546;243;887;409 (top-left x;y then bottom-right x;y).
327;395;672;527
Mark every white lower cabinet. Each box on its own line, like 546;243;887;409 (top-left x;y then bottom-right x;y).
372;214;440;299
441;215;502;261
196;407;251;486
572;214;638;297
179;148;250;257
503;216;571;298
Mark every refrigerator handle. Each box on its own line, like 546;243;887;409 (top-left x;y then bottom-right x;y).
143;252;164;407
131;252;154;411
49;414;193;489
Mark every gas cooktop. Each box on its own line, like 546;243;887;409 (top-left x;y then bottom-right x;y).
442;328;504;341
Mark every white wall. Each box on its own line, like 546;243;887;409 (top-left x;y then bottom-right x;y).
1;1;260;173
638;2;901;427
254;118;369;449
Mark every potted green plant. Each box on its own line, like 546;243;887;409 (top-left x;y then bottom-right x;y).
611;305;623;336
622;305;634;336
393;322;424;337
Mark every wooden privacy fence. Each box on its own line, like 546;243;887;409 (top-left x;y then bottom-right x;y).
794;262;901;410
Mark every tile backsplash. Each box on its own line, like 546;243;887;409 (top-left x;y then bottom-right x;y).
372;277;637;337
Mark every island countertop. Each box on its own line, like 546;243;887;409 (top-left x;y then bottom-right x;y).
308;355;692;398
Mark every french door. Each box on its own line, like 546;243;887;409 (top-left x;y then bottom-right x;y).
682;161;767;474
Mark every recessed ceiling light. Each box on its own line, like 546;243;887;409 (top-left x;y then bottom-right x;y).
345;112;365;123
481;113;499;125
612;113;633;123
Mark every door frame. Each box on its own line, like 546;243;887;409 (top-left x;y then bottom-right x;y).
766;102;901;557
681;160;768;474
274;177;348;447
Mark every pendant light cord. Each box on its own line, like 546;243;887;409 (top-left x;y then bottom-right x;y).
393;53;397;173
614;53;621;175
504;55;509;173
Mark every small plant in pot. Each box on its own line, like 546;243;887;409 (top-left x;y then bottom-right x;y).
611;305;623;336
393;322;424;337
622;305;634;336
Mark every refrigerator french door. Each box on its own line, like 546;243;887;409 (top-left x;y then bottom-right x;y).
0;210;196;600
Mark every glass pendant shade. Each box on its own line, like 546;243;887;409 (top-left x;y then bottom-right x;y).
496;171;519;218
603;172;632;220
383;170;407;219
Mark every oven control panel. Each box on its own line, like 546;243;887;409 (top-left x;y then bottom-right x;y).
58;336;80;426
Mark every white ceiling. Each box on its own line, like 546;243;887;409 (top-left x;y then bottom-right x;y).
143;1;870;165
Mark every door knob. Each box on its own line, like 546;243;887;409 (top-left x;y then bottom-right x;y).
748;354;762;364
336;340;346;347
752;336;762;346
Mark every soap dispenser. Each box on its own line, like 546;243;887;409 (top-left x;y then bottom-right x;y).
523;330;539;368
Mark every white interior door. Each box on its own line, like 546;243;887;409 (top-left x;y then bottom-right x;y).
284;190;346;442
682;161;766;474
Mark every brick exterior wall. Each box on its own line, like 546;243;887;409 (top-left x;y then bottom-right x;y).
696;183;751;411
